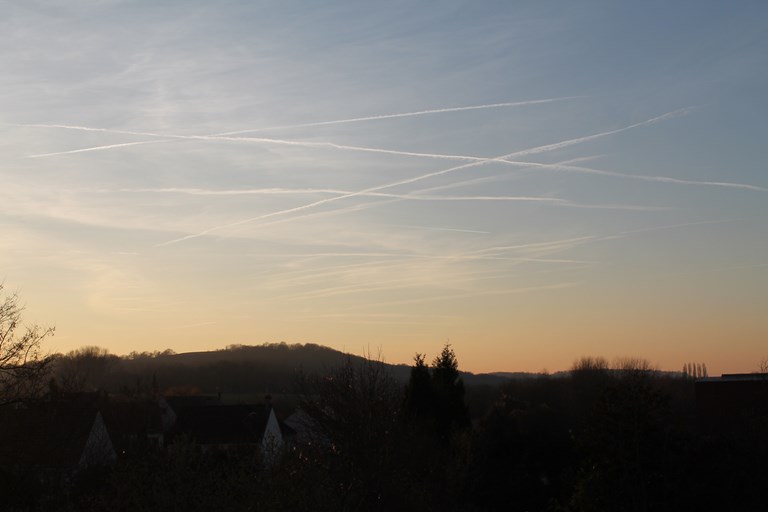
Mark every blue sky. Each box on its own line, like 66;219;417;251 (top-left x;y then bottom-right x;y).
2;0;767;372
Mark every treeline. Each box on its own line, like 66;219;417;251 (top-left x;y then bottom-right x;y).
23;348;768;511
48;343;506;399
51;343;389;397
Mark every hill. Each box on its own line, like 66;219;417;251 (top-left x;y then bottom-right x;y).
53;342;512;398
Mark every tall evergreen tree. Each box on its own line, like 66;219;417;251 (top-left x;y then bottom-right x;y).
404;353;433;420
431;344;470;435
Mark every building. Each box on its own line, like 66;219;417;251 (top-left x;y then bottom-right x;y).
696;373;768;437
0;404;116;482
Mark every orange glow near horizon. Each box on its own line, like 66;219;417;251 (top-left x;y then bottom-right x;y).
3;2;767;380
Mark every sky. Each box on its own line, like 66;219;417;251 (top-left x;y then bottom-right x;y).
1;0;767;374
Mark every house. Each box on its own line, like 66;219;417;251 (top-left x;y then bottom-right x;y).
100;397;174;454
283;408;320;445
695;373;768;437
0;404;116;481
43;391;177;456
168;402;289;461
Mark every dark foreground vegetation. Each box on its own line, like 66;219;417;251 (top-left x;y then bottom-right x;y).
1;287;767;511
3;348;767;511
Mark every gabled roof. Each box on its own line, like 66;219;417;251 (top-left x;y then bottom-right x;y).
171;404;273;445
0;405;101;468
101;400;165;436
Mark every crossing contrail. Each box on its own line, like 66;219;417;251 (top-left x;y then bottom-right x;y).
21;107;765;193
18;96;580;157
155;109;689;246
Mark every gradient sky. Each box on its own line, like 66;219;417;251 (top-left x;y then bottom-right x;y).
2;0;767;374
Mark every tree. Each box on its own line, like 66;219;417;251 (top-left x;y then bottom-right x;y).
431;344;470;435
403;353;433;420
571;361;672;512
292;353;407;510
0;284;54;405
55;346;118;392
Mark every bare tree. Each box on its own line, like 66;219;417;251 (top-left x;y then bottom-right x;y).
0;284;54;405
56;346;118;392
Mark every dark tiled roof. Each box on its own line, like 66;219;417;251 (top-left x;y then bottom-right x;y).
171;404;272;445
0;405;98;468
164;395;221;412
101;400;164;436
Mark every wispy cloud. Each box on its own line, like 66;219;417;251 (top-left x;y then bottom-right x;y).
383;224;491;234
173;321;218;330
339;281;584;310
466;235;600;258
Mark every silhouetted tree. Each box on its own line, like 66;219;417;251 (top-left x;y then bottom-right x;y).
403;353;433;420
570;360;675;512
291;353;409;511
55;346;118;392
431;344;470;436
0;284;54;405
466;379;575;512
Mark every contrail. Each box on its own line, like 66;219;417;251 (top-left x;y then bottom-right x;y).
216;97;583;135
383;224;491;234
10;123;172;137
466;219;739;260
24;132;490;160
339;281;583;310
28;139;169;158
515;160;768;192
21;108;767;194
126;187;567;203
154;108;696;246
17;96;578;157
28;131;767;192
127;186;669;211
467;235;600;256
630;176;768;192
507;108;695;159
617;218;739;236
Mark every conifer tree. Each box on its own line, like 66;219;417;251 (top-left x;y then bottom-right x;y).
431;344;470;434
404;353;433;420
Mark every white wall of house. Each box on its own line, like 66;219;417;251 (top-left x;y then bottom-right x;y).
79;412;117;468
260;409;283;462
